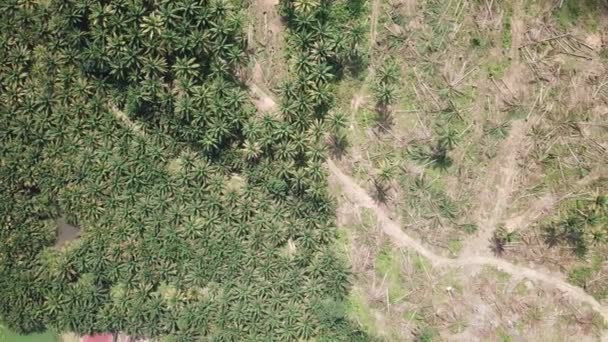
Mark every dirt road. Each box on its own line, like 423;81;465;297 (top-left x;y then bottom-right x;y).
327;159;608;324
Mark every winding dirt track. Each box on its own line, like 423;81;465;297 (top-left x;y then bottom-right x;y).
327;159;608;324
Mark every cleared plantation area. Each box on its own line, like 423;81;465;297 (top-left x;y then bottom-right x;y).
332;0;608;339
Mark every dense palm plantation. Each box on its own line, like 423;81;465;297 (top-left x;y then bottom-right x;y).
0;0;368;340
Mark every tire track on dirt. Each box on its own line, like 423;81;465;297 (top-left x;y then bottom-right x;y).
327;159;608;324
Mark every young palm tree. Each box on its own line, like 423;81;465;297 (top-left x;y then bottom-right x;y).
372;160;395;202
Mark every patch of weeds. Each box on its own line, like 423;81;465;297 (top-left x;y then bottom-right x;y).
450;86;478;109
375;247;409;302
438;195;458;220
459;223;478;234
335;78;366;108
470;34;492;50
554;0;601;31
439;270;463;295
403;310;425;323
486;59;511;79
462;140;484;164
335;228;349;250
346;289;378;335
397;76;418;112
447;239;463;255
524;304;544;324
413;325;440;342
506;105;526;120
568;266;595;288
589;312;608;335
412;252;432;274
483;140;499;160
559;310;607;336
501;18;512;50
497;329;513;342
514;281;529;296
482;265;512;283
356;109;376;127
448;318;467;334
567;254;608;300
485;120;511;139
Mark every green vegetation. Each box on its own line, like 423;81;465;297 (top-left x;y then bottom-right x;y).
2;0;608;339
0;325;57;342
0;0;369;340
491;225;520;256
555;0;602;30
543;194;608;257
375;247;409;302
346;290;377;336
372;57;400;131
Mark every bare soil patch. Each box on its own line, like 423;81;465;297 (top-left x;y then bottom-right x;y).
55;217;80;248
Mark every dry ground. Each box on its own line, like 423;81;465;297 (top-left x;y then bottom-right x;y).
330;0;608;339
330;159;607;340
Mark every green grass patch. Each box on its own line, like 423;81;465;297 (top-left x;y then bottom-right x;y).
412;251;432;274
450;85;478;110
496;329;513;342
484;120;511;139
568;253;608;300
486;59;511;79
554;0;601;31
568;265;595;288
355;109;376;127
502;17;512;50
415;325;441;342
447;239;463;255
514;281;529;296
470;33;492;50
0;325;57;342
481;266;512;283
375;247;410;302
438;270;463;296
335;78;366;108
345;289;379;336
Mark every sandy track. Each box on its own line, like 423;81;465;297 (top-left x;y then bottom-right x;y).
327;159;608;324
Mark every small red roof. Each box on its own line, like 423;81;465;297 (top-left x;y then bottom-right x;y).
83;334;113;342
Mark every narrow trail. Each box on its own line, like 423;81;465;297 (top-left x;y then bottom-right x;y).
248;61;278;113
248;82;277;113
327;159;608;324
460;119;530;257
111;106;146;136
370;0;379;49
